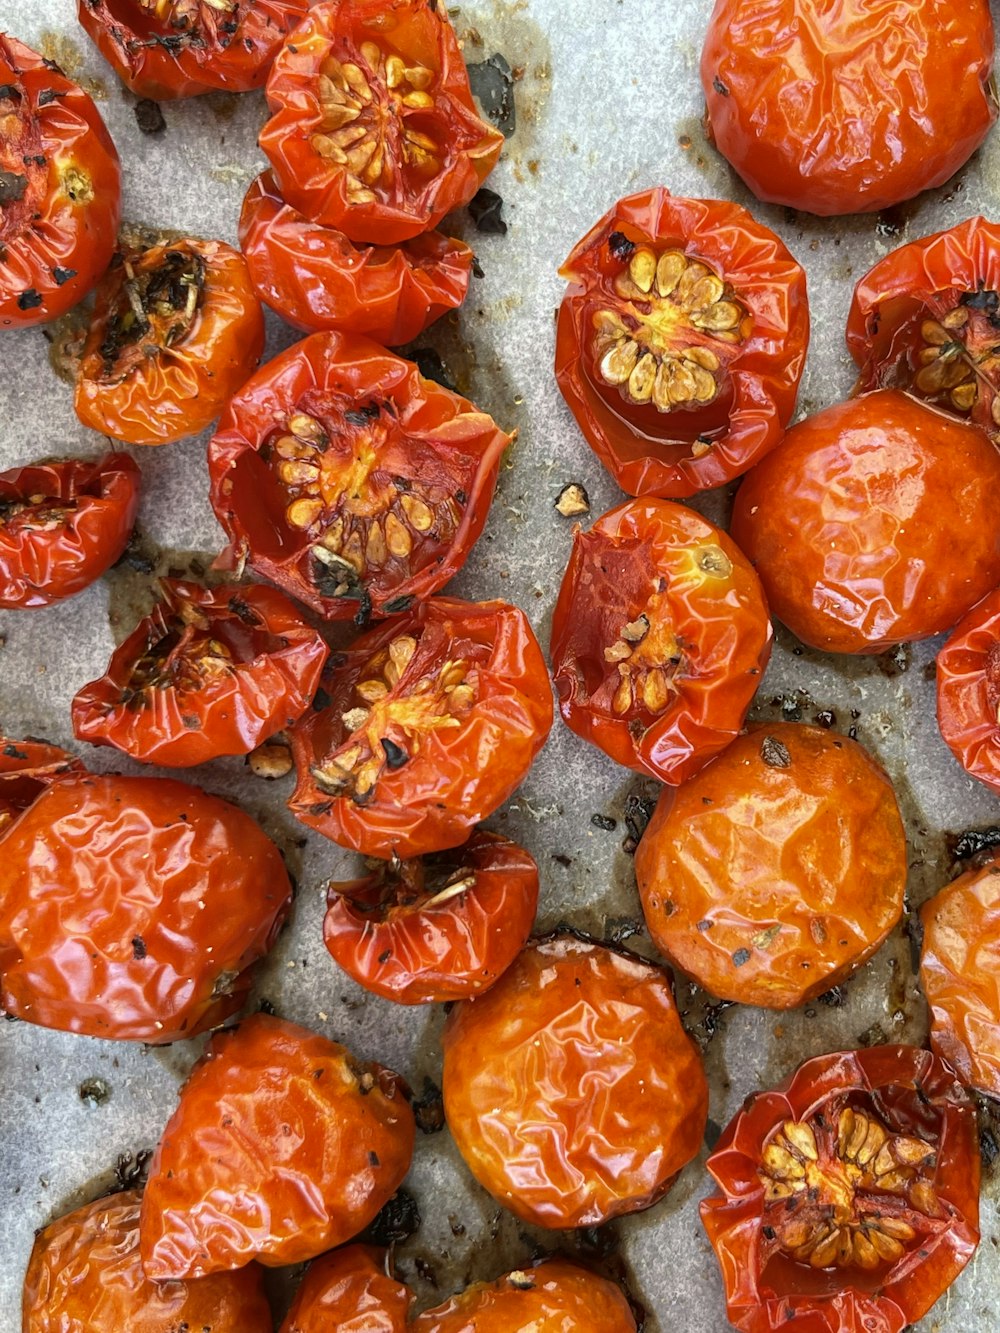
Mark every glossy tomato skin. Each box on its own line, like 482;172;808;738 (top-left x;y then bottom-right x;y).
0;736;83;834
730;389;1000;653
0;774;292;1041
260;0;503;244
140;1013;416;1278
0;36;121;330
555;189;809;497
289;597;552;858
442;935;708;1230
701;1;996;216
701;1046;980;1333
280;1246;413;1333
936;589;1000;795
208;331;508;620
550;498;771;784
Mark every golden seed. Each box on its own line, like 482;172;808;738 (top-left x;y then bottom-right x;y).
612;674;633;715
385;513;413;558
342;63;372;101
318;73;350;105
599;338;639;386
356;679;388;704
406;128;439;153
628;247;657;294
334;124;369;148
342;530;365;571
274;434;313;460
405;65;434;90
354;756;382;795
655;251;687;297
362;143;386;185
384;660;400;687
402;90;434;109
278;459;321;486
439;661;467;689
311;134;347;163
347;140;377;172
321;103;361;131
593;308;627;339
604;641;633;663
951;382;977;411
554;482;590;517
321;55;346;83
620;615;649;643
347;179;377;204
855;1120;887;1167
401;494;434;531
652;360;674;414
911;1180;939;1215
389;635;417;672
762;1141;804;1179
248;742;293;780
366;521;387;566
868;1230;904;1263
921;319;951;346
684;345;721;371
360;41;382;70
782;1120;818;1161
691;439;712;457
853;1232;881;1270
385;54;406;88
894;1135;934;1165
342;707;370;732
337;745;363;771
917;346;942;365
318;519;344;552
690;274;725;309
668;361;698;405
808;1230;841;1270
693;300;742;332
287;498;323;529
879;1217;916;1241
449;684;475;710
289;413;324;443
691;364;718;403
942;306;970;329
641;667;670;713
839;1107;856;1157
676;261;711;304
628;352;657;403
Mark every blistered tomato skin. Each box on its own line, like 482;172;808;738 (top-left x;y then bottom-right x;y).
280;1246;413;1333
936;589;1000;795
140;1013;416;1278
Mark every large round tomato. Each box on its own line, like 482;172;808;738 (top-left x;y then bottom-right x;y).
0;736;83;835
555;189;809;497
414;1259;638;1332
936;588;1000;796
701;0;997;216
281;1246;413;1333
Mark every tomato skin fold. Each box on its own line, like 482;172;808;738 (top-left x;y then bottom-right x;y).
279;1245;414;1333
936;588;1000;797
0;736;84;834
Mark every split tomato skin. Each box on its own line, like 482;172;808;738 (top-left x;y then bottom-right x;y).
280;1245;413;1333
936;589;1000;795
0;736;83;835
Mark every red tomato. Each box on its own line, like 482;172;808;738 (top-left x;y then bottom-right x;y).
0;453;139;609
208;331;508;621
0;773;292;1041
74;236;264;446
701;1046;980;1333
550;498;771;784
0;36;121;330
701;1;996;216
280;1245;413;1333
936;589;1000;795
289;597;552;858
730;389;1000;653
0;736;83;835
140;1013;416;1278
441;935;708;1230
555;189;809;497
260;0;504;244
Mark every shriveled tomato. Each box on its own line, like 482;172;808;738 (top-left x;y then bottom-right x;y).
259;0;503;244
208;331;508;620
555;189;809;497
635;724;906;1009
0;36;121;330
0;773;292;1041
730;389;1000;653
0;736;83;835
74;236;264;446
140;1013;416;1278
701;0;997;216
289;597;552;858
550;498;771;784
281;1245;413;1333
701;1045;980;1333
936;589;1000;795
0;453;139;609
442;935;708;1230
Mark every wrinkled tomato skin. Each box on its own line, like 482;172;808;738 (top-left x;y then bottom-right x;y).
0;453;140;609
22;1190;273;1333
442;936;708;1230
555;189;809;497
701;1046;980;1333
0;36;121;330
936;589;1000;795
730;389;1000;653
140;1013;416;1279
0;774;292;1042
280;1246;413;1333
0;736;83;833
701;1;996;217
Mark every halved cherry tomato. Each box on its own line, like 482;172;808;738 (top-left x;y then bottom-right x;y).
0;736;83;835
74;236;264;446
442;935;708;1230
289;597;552;859
259;0;503;244
0;452;139;609
701;1;997;216
730;389;1000;653
208;331;508;620
280;1245;413;1333
0;36;121;330
555;189;809;497
140;1013;416;1278
936;589;1000;796
550;498;771;784
701;1045;980;1333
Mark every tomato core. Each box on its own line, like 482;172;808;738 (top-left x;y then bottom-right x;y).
96;248;206;382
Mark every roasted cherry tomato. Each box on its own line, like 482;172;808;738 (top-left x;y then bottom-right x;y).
936;589;1000;795
701;1045;980;1333
0;453;139;609
550;498;771;784
71;578;329;767
74;236;264;446
281;1245;413;1333
208;331;508;620
0;773;292;1041
555;189;809;497
0;736;83;835
442;935;708;1230
0;36;121;330
635;724;906;1009
259;0;504;244
731;389;1000;654
289;598;552;858
23;1190;273;1333
701;0;997;216
140;1013;416;1278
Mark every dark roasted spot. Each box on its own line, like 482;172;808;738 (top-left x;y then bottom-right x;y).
381;738;408;769
363;1188;421;1245
411;1077;445;1135
131;936;147;960
409;347;458;391
608;230;636;262
732;947;751;967
52;266;77;286
467;52;516;134
712;76;730;96
761;735;791;768
590;812;617;831
469;186;507;235
134;98;166;134
0;170;28;206
17;289;42;311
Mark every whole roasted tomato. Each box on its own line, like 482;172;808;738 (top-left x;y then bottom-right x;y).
281;1246;413;1333
0;36;121;330
140;1013;416;1278
936;589;1000;795
23;1190;273;1333
414;1259;638;1332
208;331;508;620
555;189;809;497
635;724;906;1008
0;773;292;1041
701;0;997;216
701;1046;980;1333
0;736;83;835
0;453;139;609
550;498;771;784
74;236;264;446
730;389;1000;653
259;0;504;244
289;598;552;858
442;935;708;1230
